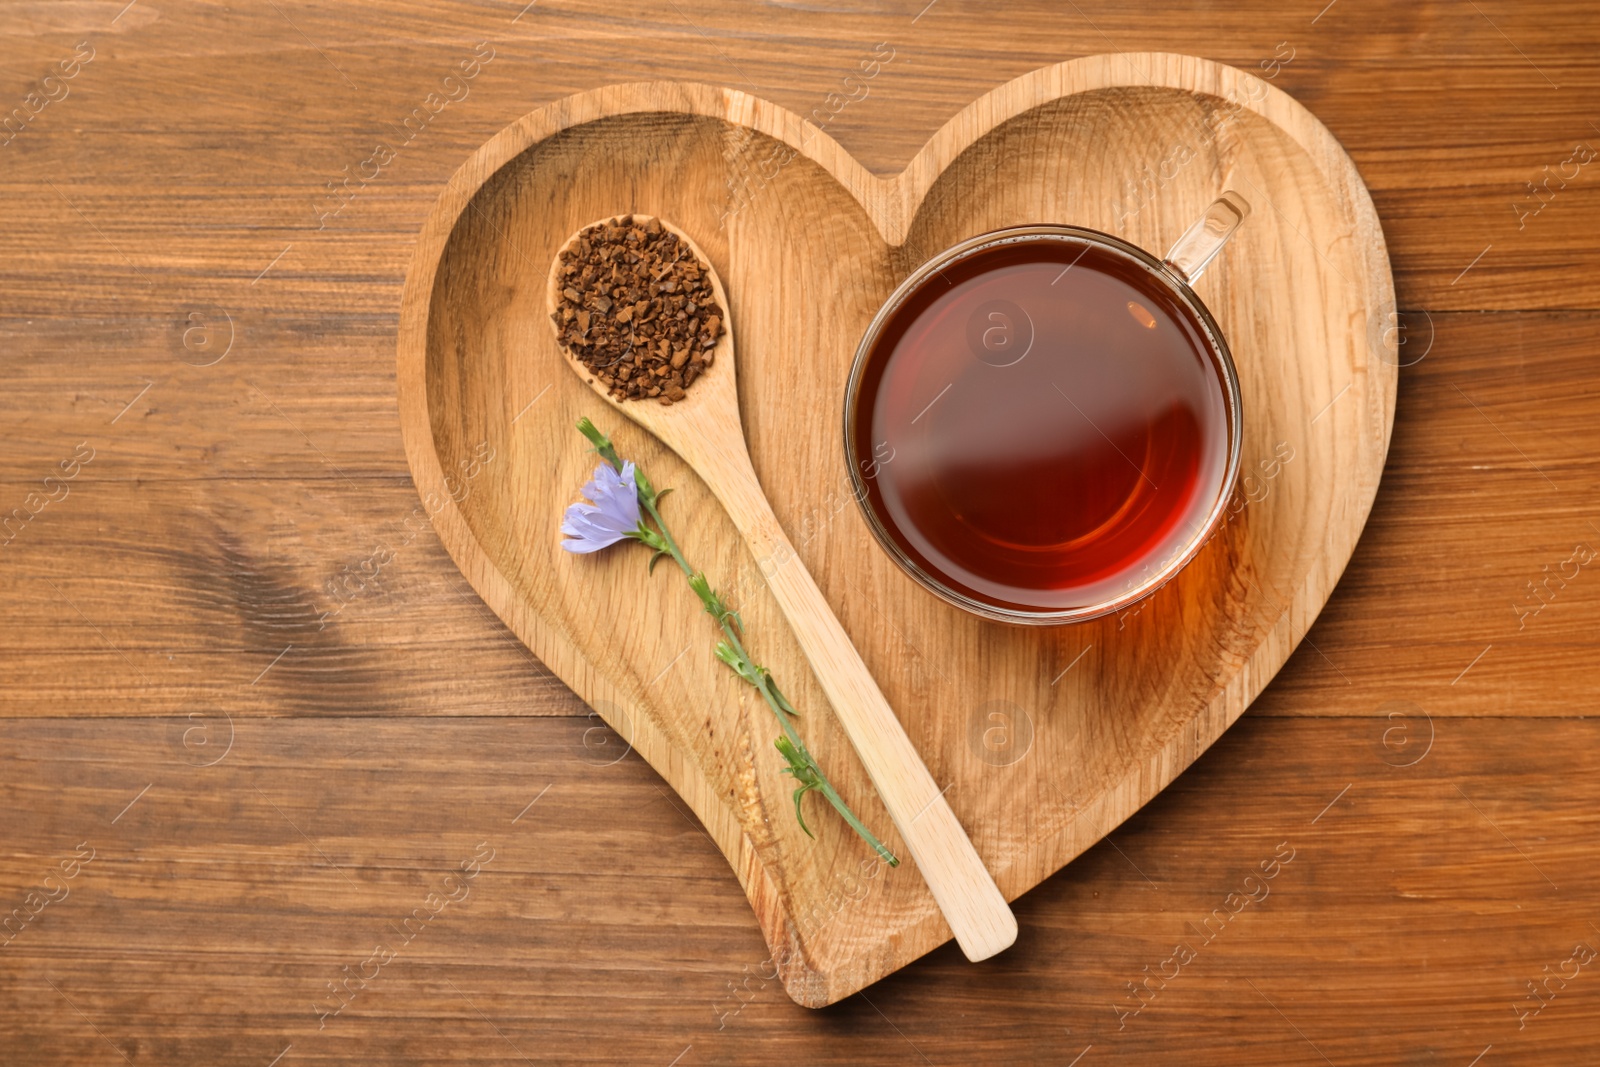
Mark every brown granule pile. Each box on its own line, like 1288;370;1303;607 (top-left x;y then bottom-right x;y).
551;215;725;404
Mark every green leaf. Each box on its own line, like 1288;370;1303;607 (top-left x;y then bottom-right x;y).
628;523;668;555
774;736;821;838
766;676;800;718
575;417;623;473
774;735;815;783
632;467;660;509
714;640;749;679
687;572;736;625
790;785;816;838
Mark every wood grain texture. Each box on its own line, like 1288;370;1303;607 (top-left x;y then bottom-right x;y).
396;57;1395;1004
2;0;1598;1061
3;714;1597;1065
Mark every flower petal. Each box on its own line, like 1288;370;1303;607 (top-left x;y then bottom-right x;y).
578;461;641;530
561;532;620;553
561;462;643;554
563;501;634;538
560;500;631;552
562;512;622;542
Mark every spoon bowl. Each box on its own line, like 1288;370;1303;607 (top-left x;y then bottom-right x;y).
547;217;747;482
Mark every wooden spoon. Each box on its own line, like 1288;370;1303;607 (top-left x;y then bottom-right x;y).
548;216;1017;962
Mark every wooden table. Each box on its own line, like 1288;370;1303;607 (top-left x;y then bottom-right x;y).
3;2;1597;1063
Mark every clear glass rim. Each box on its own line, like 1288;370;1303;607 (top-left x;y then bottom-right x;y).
841;224;1244;626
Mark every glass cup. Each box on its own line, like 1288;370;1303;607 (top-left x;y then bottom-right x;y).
843;193;1249;625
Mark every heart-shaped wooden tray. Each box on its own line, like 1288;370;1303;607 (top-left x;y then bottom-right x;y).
396;53;1396;1007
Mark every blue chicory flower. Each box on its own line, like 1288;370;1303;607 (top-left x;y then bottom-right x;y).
560;460;642;553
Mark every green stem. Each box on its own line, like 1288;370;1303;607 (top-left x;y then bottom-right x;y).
581;419;897;866
642;497;692;578
728;620;898;867
812;774;895;864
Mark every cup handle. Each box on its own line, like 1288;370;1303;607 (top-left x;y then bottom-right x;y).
1162;191;1250;285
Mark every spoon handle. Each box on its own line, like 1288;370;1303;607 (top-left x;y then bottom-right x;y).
708;454;1017;962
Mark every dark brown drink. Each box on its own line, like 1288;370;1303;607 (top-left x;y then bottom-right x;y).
847;233;1235;618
